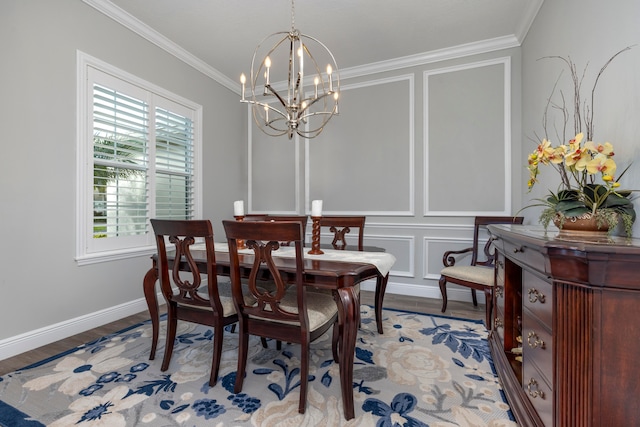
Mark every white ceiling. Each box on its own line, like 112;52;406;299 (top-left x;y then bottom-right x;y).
103;0;542;86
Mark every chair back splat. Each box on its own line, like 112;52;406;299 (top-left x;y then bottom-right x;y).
150;219;238;387
319;215;366;251
222;220;338;414
439;216;524;328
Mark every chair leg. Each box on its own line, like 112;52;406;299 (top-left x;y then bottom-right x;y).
298;342;309;414
438;276;448;313
471;289;478;307
161;304;177;371
483;288;493;330
234;322;249;393
209;322;224;386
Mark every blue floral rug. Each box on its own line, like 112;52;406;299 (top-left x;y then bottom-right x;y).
0;306;516;426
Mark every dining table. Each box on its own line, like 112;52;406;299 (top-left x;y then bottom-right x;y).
142;242;396;420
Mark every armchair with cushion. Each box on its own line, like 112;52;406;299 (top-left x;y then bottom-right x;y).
439;216;523;328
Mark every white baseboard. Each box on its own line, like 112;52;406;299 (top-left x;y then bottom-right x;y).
0;297;151;361
360;279;485;304
1;282;482;363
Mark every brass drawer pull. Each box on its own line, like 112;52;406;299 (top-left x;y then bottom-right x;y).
527;378;545;399
495;285;504;298
528;288;546;304
513;246;524;253
494;317;503;329
527;331;546;349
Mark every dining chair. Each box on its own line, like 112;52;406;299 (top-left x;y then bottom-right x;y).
244;214;309;245
222;220;339;414
319;215;366;251
150;219;239;386
439;216;524;328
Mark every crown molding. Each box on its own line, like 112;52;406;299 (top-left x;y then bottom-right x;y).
86;0;532;95
83;0;239;94
339;35;521;80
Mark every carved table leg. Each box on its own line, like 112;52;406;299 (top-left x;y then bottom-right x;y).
335;286;360;420
143;264;159;360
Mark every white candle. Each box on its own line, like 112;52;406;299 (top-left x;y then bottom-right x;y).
233;200;244;216
240;73;246;101
311;200;323;217
327;64;333;92
264;56;271;85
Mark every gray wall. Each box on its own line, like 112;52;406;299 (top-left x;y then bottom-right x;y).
0;1;244;347
521;0;640;233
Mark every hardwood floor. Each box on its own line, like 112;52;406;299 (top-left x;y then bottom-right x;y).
0;291;485;376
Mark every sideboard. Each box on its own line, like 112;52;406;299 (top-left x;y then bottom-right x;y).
487;224;640;427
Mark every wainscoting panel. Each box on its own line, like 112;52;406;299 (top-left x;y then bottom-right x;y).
247;105;300;213
424;58;511;216
306;75;414;216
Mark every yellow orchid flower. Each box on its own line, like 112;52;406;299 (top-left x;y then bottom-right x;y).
534;139;555;164
548;145;566;164
568;133;584;151
586;154;617;177
565;147;589;169
584;140;615;156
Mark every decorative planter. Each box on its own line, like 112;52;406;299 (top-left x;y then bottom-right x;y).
553;213;610;236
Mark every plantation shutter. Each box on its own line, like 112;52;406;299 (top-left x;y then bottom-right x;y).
155;107;195;219
92;84;149;239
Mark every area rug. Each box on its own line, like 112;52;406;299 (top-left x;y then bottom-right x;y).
0;306;516;426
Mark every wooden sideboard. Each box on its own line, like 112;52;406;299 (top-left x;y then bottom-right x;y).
487;224;640;427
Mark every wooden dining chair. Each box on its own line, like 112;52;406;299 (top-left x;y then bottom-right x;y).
245;214;309;245
150;219;239;386
222;220;339;414
439;216;523;328
319;215;366;251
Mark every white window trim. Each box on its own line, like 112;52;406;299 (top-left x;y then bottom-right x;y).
76;51;203;265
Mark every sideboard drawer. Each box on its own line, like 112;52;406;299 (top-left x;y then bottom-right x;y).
502;238;546;274
523;363;553;427
523;308;553;386
523;270;553;327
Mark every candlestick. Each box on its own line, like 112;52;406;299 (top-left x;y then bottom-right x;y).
234;215;246;249
308;216;324;255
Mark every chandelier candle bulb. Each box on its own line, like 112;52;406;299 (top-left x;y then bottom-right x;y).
233;200;244;217
327;64;333;92
240;74;246;101
264;56;271;85
314;77;319;98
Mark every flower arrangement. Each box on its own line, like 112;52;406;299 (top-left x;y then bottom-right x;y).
524;47;636;237
527;133;635;236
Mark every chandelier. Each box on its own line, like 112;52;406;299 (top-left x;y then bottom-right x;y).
240;0;340;139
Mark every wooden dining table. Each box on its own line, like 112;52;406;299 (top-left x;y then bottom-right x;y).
142;243;395;420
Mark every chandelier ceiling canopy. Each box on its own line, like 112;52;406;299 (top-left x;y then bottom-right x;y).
240;0;340;140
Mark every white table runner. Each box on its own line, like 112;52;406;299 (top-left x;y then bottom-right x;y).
190;242;395;276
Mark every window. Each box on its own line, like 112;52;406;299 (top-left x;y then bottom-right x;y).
77;52;202;265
